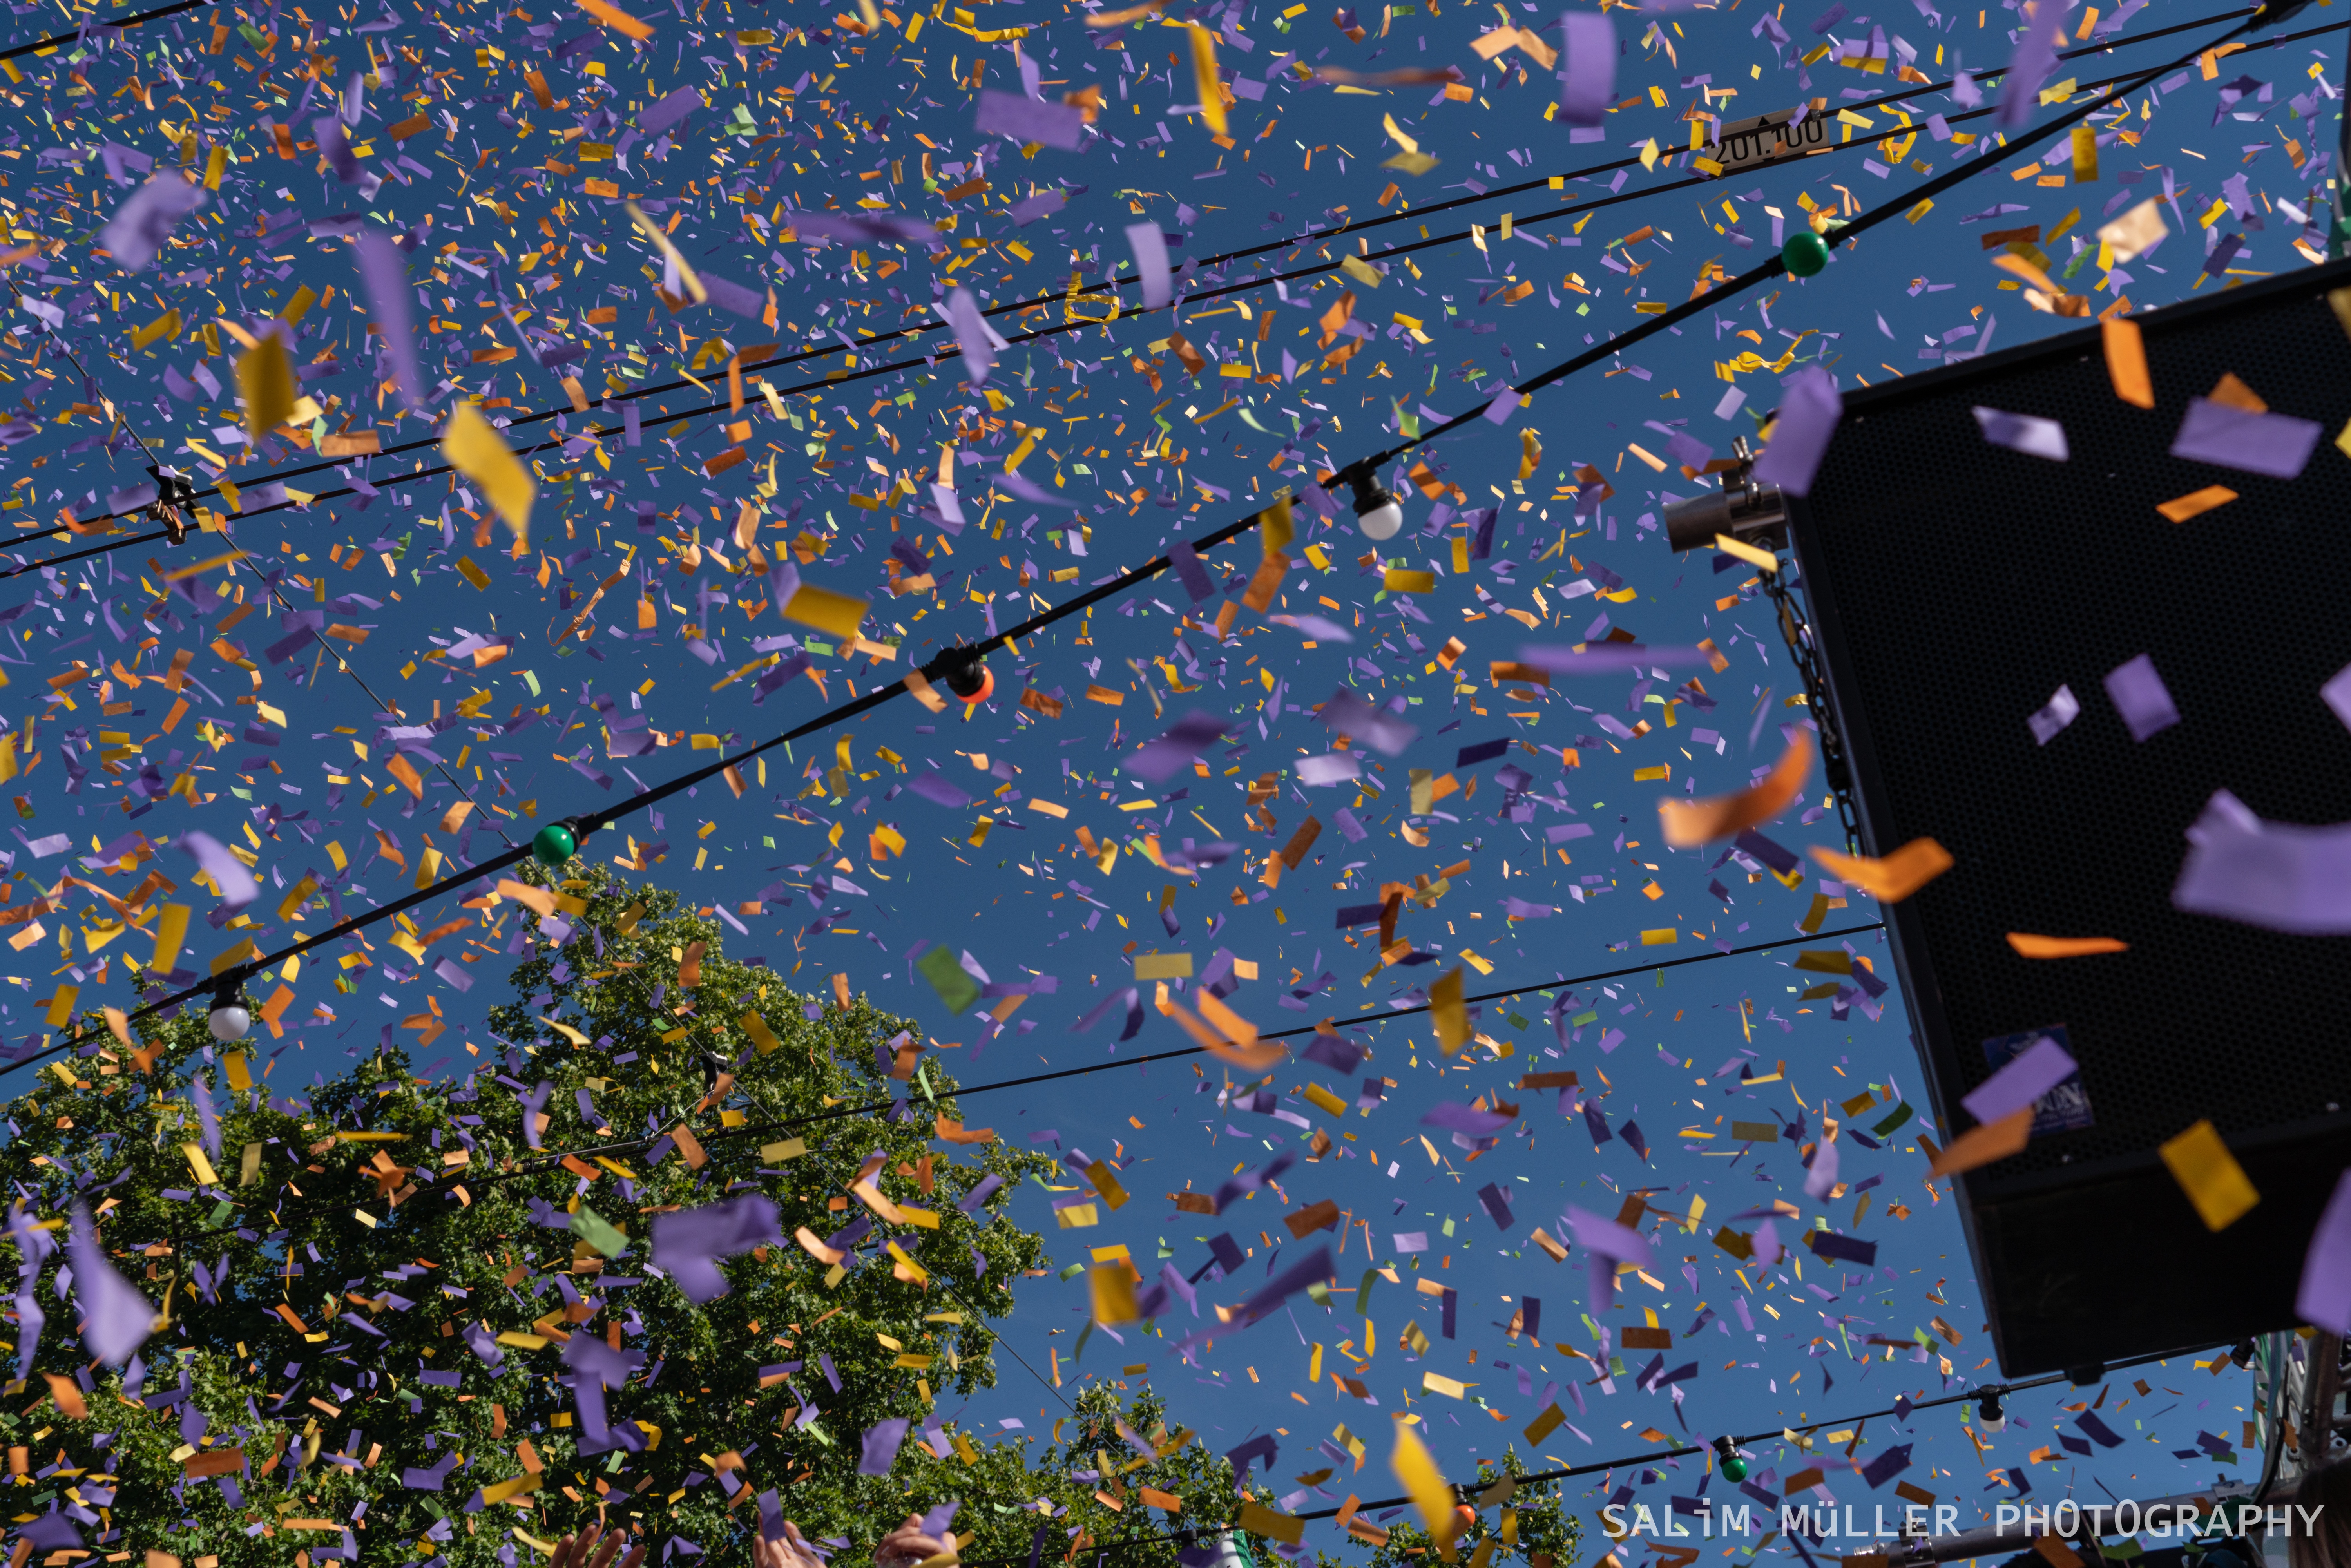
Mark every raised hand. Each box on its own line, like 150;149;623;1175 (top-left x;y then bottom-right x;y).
549;1525;646;1568
875;1514;951;1568
753;1520;831;1568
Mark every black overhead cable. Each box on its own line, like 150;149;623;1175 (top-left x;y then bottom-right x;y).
944;1342;2236;1568
1349;4;2324;474
3;0;2288;575
641;921;1894;1145
181;1065;2226;1557
0;1;2276;1541
0;0;205;61
123;921;1891;1246
9;2;2290;1091
4;232;527;876
12;493;1293;1079
112;925;2212;1527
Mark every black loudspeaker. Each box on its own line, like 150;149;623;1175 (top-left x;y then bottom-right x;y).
1782;259;2351;1376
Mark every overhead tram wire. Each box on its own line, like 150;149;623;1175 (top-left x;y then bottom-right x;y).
14;1;2272;556
0;4;2257;1523
932;1273;1081;1417
119;921;1893;1250
6;0;2295;1081
124;1037;2230;1536
0;231;533;864
1348;0;2333;475
151;1068;2224;1559
0;0;2226;402
696;921;1895;1141
0;261;522;976
5;483;1313;1078
943;1342;2241;1568
106;923;2188;1484
2;2;2302;572
0;0;206;61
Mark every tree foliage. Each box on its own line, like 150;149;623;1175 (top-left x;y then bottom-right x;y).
1337;1450;1582;1568
0;863;1241;1568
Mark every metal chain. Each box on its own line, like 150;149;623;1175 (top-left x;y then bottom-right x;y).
1764;563;1861;855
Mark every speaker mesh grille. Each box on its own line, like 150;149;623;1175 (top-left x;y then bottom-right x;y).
1792;270;2351;1184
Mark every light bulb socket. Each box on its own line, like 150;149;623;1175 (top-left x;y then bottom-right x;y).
927;645;996;705
947;660;993;704
532;820;581;868
207;983;251;1043
145;465;195;547
1346;467;1400;520
1341;465;1405;541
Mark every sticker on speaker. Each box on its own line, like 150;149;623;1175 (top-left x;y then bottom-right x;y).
1980;1024;2093;1135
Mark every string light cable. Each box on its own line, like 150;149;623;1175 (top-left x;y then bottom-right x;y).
4;1;2321;573
8;0;2300;1100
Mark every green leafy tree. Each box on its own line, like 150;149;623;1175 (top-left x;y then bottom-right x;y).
889;1384;1242;1566
0;864;1236;1568
1333;1450;1583;1568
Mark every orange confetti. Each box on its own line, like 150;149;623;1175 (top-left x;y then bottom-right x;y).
1158;989;1285;1071
575;0;652;35
2006;933;2129;958
42;1374;87;1421
2100;317;2153;409
1928;1106;2032;1177
2206;372;2266;413
2157;485;2237;523
383;751;425;800
1809;837;1952;903
1659;732;1812;848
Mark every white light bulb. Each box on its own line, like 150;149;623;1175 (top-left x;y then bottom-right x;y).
1355;500;1403;541
208;1003;251;1043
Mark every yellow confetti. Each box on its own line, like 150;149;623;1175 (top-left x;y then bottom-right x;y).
781;584;870;641
2070;123;2099;182
132;309;183;350
181;1143;219;1187
151;904;191;978
1390;1421;1462;1561
1431;965;1467;1055
2159;1119;2259;1231
1188;24;1226;137
441;401;535;543
1090;1260;1139;1324
1381;112;1439;175
237;332;295;440
629;199;707;303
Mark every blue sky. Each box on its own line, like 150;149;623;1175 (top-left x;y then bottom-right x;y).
0;0;2305;1548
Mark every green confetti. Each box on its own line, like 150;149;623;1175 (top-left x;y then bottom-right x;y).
570;1203;630;1258
916;944;980;1014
